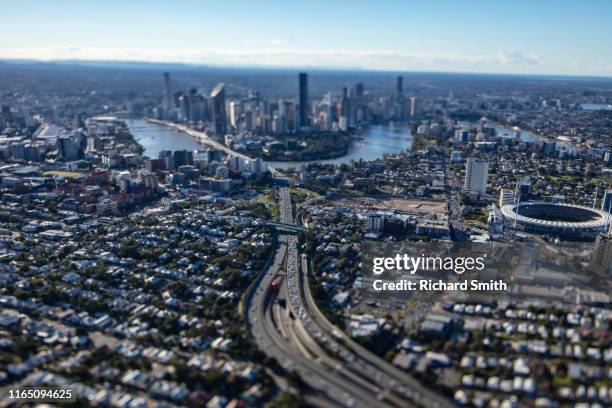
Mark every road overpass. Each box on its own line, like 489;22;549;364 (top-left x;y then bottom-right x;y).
266;221;308;233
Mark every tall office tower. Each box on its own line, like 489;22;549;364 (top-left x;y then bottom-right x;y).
22;107;33;127
178;94;190;122
410;96;418;117
163;72;172;110
272;114;284;134
187;89;200;123
340;87;350;129
259;100;269;117
286;101;297;132
464;158;489;196
602;189;612;213
298;72;309;128
355;83;364;97
244;110;254;132
210;83;227;140
395;76;406;120
229;101;239;128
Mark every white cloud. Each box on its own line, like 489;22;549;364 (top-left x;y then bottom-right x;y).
495;50;542;66
268;38;291;46
244;38;291;47
0;45;606;75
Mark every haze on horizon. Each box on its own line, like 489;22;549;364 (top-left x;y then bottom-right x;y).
1;0;611;77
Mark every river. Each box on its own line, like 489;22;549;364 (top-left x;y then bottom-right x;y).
580;103;612;111
125;119;201;158
126;119;412;167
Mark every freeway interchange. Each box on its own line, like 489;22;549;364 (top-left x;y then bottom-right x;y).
246;187;453;408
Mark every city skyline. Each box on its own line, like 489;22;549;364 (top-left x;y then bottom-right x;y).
1;0;612;77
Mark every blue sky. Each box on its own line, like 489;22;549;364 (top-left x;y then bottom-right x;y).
1;0;611;76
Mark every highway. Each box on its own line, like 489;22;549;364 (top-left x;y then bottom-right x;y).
299;254;452;407
246;187;454;408
247;235;385;408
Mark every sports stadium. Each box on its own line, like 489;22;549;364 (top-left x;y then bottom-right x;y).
501;202;610;241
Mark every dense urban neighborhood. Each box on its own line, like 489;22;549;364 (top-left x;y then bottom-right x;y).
0;57;610;408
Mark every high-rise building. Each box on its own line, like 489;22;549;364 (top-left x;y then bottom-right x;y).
22;107;33;127
367;212;386;232
163;72;172;111
543;140;556;156
229;101;239;129
298;72;309;128
591;233;612;274
396;76;403;94
173;150;193;167
272;114;284;134
602;189;612;213
210;83;227;140
227;156;243;172
57;132;83;160
464;158;489;196
410;96;418;117
355;83;364;97
159;150;174;169
178;94;189;122
244;110;254;132
340;87;350;129
187;89;204;123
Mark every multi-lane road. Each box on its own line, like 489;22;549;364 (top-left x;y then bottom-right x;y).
246;187;454;408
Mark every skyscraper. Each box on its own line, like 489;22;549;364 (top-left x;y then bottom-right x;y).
464;158;489;196
355;83;364;97
410;96;418;117
210;83;227;140
298;72;309;128
395;76;406;120
163;72;172;111
229;101;239;129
